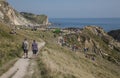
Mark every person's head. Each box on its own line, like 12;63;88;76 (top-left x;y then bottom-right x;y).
33;40;36;42
24;38;27;41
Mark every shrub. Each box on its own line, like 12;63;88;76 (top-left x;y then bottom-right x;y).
53;28;61;34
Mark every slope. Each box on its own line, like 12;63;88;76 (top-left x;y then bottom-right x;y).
34;28;120;78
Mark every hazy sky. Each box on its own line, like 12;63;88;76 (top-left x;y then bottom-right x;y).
7;0;120;18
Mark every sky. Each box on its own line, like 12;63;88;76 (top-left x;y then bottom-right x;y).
7;0;120;18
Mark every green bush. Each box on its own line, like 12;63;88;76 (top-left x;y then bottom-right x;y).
53;28;61;34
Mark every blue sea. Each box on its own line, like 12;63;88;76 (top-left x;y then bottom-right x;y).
49;18;120;32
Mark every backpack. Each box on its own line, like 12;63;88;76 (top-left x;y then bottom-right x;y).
22;42;27;49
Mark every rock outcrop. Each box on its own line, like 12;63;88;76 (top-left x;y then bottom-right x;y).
108;29;120;42
63;26;120;65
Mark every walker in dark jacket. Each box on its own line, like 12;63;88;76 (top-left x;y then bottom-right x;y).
32;40;38;55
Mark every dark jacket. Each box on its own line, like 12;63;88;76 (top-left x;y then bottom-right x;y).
32;42;38;51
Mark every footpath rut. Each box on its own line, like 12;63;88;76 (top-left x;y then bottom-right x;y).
0;42;45;78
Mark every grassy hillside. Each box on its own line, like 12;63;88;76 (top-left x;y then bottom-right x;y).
0;25;120;78
0;23;21;64
0;23;23;75
0;23;42;75
32;30;120;78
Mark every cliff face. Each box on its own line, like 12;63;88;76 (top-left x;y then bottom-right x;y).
0;1;33;25
0;1;49;26
108;29;120;42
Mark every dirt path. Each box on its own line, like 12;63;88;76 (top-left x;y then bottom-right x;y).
0;42;45;78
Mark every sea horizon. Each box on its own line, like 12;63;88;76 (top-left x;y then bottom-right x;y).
49;18;120;32
49;17;120;19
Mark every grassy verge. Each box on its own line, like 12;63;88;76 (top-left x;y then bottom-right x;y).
0;58;18;76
